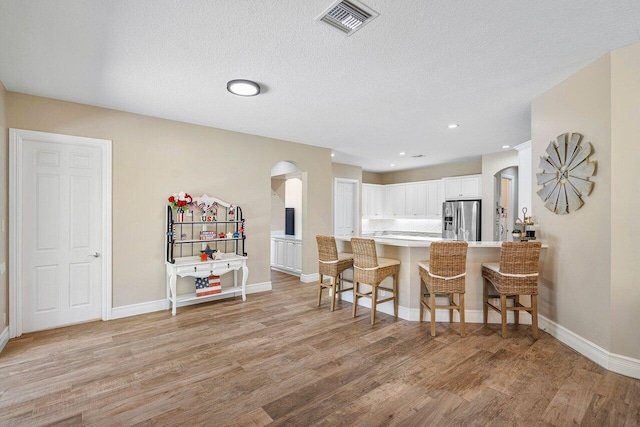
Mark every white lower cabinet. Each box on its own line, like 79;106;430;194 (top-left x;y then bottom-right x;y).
271;237;302;275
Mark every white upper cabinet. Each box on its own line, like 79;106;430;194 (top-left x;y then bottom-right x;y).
362;184;385;218
385;184;406;217
426;180;445;219
444;174;482;200
405;182;428;217
361;176;476;220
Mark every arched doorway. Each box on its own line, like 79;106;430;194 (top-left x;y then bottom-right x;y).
494;166;518;241
270;161;305;277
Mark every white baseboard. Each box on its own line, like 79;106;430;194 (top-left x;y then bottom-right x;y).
538;315;640;380
300;273;319;283
246;281;272;294
111;299;169;320
0;326;9;353
609;352;640;380
538;315;610;369
270;267;302;278
111;282;273;318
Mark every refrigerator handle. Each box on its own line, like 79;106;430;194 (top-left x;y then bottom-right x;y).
454;207;460;240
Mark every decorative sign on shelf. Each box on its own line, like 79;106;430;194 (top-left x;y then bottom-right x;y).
537;132;596;215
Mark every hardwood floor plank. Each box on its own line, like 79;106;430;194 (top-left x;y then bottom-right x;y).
0;270;638;426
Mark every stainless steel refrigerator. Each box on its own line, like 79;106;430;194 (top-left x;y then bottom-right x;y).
442;200;481;241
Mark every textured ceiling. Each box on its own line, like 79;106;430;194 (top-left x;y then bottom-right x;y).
1;0;639;172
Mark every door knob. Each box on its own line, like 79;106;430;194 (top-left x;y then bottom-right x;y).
90;252;100;258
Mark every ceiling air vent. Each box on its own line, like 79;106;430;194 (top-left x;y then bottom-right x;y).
316;0;379;36
412;154;426;158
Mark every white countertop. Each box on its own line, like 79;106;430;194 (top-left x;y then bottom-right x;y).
270;232;302;242
335;235;547;248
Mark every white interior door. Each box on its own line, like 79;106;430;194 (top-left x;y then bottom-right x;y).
15;132;106;333
335;180;357;236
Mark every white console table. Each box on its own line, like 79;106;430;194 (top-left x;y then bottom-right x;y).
165;254;248;315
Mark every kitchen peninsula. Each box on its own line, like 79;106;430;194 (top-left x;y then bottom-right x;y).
335;236;547;323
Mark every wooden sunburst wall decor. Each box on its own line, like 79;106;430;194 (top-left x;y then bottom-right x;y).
537;132;596;215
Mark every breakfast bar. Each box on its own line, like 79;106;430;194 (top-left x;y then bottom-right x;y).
335;235;547;323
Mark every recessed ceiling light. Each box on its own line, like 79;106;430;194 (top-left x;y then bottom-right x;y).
502;145;511;149
399;152;405;156
448;124;459;129
227;79;261;96
390;164;395;167
331;153;335;157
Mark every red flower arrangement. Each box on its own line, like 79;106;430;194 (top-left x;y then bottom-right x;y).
168;192;192;210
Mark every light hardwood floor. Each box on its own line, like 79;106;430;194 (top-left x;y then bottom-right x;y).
1;271;639;426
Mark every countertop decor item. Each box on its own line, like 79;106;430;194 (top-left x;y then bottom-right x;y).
537;132;596;214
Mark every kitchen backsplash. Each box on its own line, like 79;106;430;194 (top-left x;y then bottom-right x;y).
362;219;443;234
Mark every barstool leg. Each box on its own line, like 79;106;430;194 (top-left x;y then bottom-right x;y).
331;275;338;312
532;295;539;340
514;295;520;328
393;274;398;319
449;293;454;323
371;286;377;325
430;293;437;337
483;278;489;324
500;295;508;338
318;273;323;307
352;282;359;318
419;278;425;322
459;293;466;337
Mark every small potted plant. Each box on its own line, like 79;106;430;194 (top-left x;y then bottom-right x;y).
511;229;522;241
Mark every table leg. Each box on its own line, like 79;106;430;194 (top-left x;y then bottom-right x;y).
170;273;177;316
241;263;248;301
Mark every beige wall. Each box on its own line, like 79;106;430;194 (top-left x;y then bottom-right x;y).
381;159;481;184
331;162;362;235
270;178;285;232
610;43;640;359
0;81;7;330
7;92;333;307
362;171;383;184
532;53;612;351
481;150;518;241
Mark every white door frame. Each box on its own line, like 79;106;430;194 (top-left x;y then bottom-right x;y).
334;178;360;236
9;129;113;338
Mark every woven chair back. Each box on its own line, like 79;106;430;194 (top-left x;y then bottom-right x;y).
429;241;468;277
350;238;379;269
499;241;542;275
316;235;338;262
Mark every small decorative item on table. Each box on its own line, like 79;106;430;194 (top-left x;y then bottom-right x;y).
233;231;240;238
511;229;522;241
517;208;538;241
168;192;193;223
218;232;226;239
228;205;235;221
226;232;233;239
199;230;217;241
200;253;208;261
200;244;216;260
194;276;222;297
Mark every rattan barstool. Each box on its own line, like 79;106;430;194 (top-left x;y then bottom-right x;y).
418;241;469;337
316;235;354;311
350;237;400;325
481;241;542;339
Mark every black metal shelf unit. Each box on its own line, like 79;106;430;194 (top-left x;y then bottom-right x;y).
166;205;246;263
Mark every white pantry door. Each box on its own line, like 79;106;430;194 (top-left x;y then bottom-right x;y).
20;137;103;332
335;180;357;236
